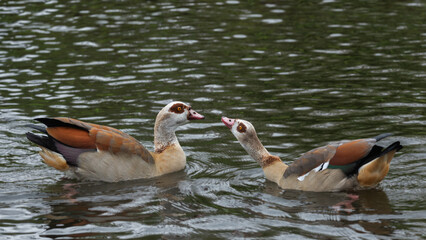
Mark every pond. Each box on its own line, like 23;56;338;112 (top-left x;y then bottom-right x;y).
0;0;425;239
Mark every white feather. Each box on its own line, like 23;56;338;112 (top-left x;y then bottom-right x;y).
297;160;330;182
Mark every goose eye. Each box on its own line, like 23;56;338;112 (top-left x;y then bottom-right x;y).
170;103;185;114
237;123;246;133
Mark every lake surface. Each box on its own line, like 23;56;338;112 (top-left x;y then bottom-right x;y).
1;0;425;239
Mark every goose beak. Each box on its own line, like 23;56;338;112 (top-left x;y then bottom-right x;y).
221;116;235;129
187;108;205;120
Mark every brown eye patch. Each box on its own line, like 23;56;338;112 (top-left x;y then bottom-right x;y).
169;103;185;114
237;123;246;133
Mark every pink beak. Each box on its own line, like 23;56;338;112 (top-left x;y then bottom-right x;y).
187;108;205;120
221;116;235;129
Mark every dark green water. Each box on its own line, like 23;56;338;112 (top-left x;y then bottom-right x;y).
1;0;425;239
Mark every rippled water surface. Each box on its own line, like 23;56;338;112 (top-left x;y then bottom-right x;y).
1;0;425;239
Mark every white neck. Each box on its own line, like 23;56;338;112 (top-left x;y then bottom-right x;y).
239;134;270;165
239;133;287;183
154;121;178;152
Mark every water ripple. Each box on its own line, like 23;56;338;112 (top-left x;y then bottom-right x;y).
0;0;424;239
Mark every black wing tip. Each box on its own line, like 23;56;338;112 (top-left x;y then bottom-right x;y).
374;133;393;141
34;118;62;127
26;131;45;146
34;117;88;131
26;132;58;152
26;132;39;143
34;117;49;121
372;134;403;152
34;117;50;122
383;141;403;154
26;124;47;134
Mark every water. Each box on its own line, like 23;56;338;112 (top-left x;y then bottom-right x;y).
1;0;425;238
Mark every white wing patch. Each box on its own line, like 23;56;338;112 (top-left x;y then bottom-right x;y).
297;173;308;181
297;160;330;182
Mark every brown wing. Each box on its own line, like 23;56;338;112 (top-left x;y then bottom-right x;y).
329;139;375;166
38;117;154;164
283;138;377;178
283;144;338;178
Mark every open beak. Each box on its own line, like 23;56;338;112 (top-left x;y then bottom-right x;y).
187;108;205;120
221;116;235;129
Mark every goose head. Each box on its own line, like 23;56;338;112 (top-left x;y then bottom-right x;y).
156;101;204;129
222;117;256;142
221;116;269;163
154;101;204;151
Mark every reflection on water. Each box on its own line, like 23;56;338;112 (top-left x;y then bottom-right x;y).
36;179;399;239
41;172;189;238
0;0;425;239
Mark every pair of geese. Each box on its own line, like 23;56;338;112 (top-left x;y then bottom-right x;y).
27;101;402;192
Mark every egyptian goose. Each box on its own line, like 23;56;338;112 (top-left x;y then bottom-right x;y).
26;101;204;182
221;117;403;192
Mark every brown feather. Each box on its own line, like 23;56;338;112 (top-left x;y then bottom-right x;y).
329;139;372;166
357;150;396;187
261;155;281;167
284;144;337;178
47;118;154;164
90;128;155;164
46;127;96;149
55;117;93;130
55;117;130;137
39;147;70;171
